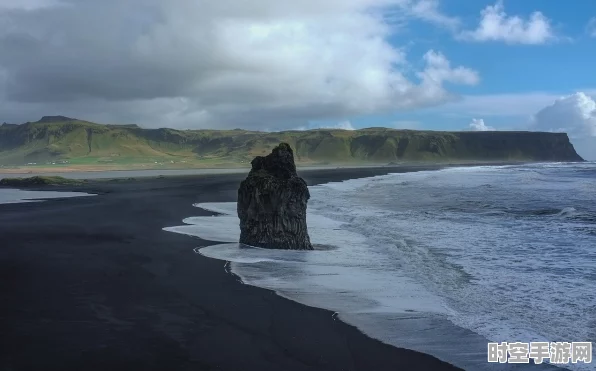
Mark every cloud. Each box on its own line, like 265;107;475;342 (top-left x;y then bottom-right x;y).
587;17;596;37
407;0;460;30
419;50;480;85
468;118;494;131
314;121;357;130
459;1;554;44
0;0;478;130
531;92;596;161
531;92;596;138
429;92;566;118
331;121;357;130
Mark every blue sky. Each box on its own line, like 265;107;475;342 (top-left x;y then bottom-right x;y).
342;0;596;158
0;0;595;159
404;1;595;94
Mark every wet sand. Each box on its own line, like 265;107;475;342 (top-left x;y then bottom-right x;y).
0;166;464;371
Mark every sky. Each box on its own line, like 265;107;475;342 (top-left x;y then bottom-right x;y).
0;0;595;159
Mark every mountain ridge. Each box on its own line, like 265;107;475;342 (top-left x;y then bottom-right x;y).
0;116;584;167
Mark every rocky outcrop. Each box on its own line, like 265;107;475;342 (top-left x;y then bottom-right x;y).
237;143;313;250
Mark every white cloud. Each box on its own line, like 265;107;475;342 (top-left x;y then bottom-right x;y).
532;92;596;138
531;92;596;161
316;121;357;130
407;0;460;30
468;118;494;131
587;17;596;37
419;50;480;85
331;121;357;130
430;92;565;118
459;1;554;44
0;0;479;130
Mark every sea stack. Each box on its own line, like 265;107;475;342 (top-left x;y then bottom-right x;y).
237;143;313;250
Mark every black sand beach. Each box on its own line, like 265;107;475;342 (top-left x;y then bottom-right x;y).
0;166;464;371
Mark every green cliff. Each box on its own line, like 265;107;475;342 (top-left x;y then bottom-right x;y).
0;116;584;167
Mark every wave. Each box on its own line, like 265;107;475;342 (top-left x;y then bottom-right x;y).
164;163;596;371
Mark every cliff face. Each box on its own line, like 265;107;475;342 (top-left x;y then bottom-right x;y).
455;132;583;162
0;117;585;165
237;143;313;250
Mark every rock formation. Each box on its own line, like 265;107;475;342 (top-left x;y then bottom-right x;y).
237;143;313;250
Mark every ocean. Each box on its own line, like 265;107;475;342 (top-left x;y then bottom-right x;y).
0;189;95;204
164;162;596;371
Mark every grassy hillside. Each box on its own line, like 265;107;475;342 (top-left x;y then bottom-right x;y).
0;116;584;169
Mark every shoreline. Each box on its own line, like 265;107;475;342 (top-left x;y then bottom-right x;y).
0;159;553;179
0;166;466;371
187;179;565;371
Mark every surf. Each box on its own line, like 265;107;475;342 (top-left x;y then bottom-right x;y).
165;162;596;371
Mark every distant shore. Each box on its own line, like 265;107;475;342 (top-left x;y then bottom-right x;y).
0;159;538;180
0;166;464;371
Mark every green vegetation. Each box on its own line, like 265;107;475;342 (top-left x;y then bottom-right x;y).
0;116;584;168
0;176;85;187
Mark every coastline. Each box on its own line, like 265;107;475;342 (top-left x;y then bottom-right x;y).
0;159;543;179
0;166;465;371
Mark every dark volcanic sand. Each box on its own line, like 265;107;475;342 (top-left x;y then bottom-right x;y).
0;166;463;371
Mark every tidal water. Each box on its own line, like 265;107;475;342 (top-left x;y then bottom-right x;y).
0;189;94;204
165;162;596;371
